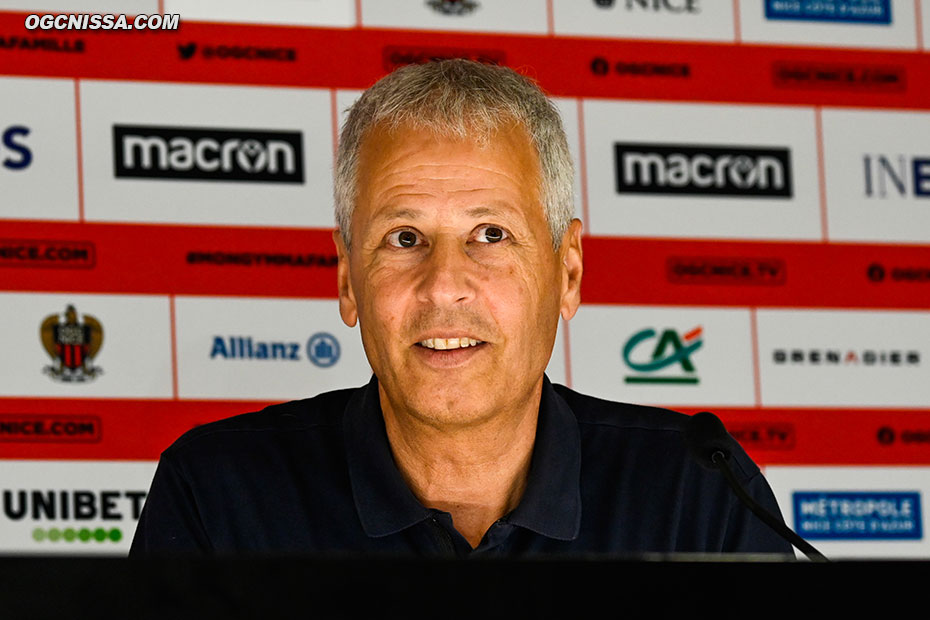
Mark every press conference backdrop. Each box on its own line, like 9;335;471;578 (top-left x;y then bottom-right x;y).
2;0;930;558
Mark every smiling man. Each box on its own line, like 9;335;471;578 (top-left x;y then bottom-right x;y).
131;60;792;556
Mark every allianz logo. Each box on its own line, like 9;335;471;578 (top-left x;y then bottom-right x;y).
210;333;340;367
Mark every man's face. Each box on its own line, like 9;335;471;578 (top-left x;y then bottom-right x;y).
335;122;582;428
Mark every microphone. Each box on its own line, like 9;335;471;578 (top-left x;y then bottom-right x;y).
685;411;828;562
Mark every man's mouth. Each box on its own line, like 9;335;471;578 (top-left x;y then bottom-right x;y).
416;337;485;350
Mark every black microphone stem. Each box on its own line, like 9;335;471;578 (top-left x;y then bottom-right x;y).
711;451;829;563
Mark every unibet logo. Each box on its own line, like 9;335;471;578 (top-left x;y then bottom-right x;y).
113;125;304;183
622;326;703;384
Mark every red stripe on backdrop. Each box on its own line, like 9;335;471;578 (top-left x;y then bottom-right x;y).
2;221;930;308
2;12;930;109
2;396;930;466
674;407;930;467
581;236;930;309
0;221;339;299
0;397;275;460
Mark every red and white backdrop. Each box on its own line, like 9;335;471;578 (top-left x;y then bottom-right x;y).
2;0;930;558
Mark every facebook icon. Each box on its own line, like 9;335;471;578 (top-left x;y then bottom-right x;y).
306;332;341;368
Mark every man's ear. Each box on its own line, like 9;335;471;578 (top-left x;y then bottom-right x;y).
333;230;358;327
558;218;583;321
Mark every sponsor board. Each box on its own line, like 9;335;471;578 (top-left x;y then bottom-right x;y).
727;422;796;451
553;0;735;42
877;425;930;447
583;100;819;240
360;0;547;34
739;0;916;49
772;62;906;92
822;108;930;243
382;46;506;71
174;296;371;400
590;57;691;80
0;77;79;222
185;250;337;269
0;238;95;269
0;414;102;443
112;125;305;184
0;34;85;53
765;466;930;558
0;460;156;555
794;491;921;540
666;256;786;286
162;0;355;27
756;309;930;407
81;80;333;228
0;293;173;399
176;42;297;63
765;0;892;23
867;262;930;284
568;305;755;407
614;143;793;198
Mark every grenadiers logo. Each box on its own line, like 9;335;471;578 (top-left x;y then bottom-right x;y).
40;305;103;383
622;326;703;384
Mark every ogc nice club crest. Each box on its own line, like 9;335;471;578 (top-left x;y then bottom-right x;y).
40;304;104;382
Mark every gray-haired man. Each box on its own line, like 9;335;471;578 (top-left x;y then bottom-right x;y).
132;60;792;556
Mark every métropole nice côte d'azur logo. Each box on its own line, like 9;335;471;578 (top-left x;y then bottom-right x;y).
112;125;304;183
40;305;103;382
622;326;703;384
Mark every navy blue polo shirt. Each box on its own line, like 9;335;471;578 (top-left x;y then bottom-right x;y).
130;376;793;556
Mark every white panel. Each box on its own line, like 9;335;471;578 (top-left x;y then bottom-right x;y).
0;460;157;555
81;80;334;228
923;0;930;49
175;296;371;400
823;108;930;244
361;0;548;34
766;466;930;559
0;293;173;399
553;0;735;42
164;0;355;27
583;99;821;241
0;77;78;221
568;305;755;407
739;0;917;50
757;309;930;408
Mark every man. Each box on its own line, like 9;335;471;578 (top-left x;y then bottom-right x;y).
131;60;793;556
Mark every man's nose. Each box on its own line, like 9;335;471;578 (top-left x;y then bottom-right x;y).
415;236;475;307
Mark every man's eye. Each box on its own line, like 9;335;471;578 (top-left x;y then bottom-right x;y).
475;226;508;244
387;229;422;248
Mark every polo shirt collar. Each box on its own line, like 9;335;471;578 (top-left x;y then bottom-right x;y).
343;375;582;541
